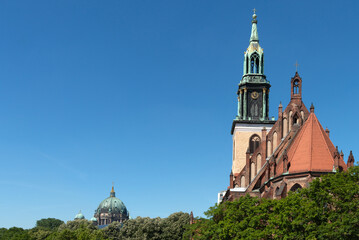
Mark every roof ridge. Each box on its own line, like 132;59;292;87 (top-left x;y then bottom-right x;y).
312;113;335;165
310;114;313;171
288;114;312;164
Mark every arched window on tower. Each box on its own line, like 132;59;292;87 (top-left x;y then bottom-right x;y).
293;80;299;94
250;162;255;181
256;154;262;174
240;175;245;188
293;113;300;126
250;53;259;73
249;135;261;153
293;115;298;125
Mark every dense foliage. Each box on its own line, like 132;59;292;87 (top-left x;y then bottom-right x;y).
185;166;359;240
1;167;358;239
36;218;64;231
0;212;189;240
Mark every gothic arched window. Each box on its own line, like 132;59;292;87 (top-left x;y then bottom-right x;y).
250;53;259;73
293;113;300;126
293;80;299;94
249;135;261;153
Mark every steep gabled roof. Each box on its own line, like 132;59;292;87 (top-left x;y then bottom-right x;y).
286;113;347;173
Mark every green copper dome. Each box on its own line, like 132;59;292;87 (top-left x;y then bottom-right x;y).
96;186;129;216
90;217;97;222
75;210;85;220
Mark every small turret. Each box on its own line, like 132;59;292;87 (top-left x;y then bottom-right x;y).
325;127;330;137
229;170;234;189
347;151;355;168
310;103;315;113
190;211;194;224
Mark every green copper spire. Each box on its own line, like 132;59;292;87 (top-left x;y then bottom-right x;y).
234;10;273;124
250;10;259;42
242;10;264;77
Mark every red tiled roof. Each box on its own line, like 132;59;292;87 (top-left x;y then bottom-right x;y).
286;113;347;173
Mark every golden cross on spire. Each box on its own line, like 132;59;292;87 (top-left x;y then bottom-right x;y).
294;61;299;72
253;8;256;14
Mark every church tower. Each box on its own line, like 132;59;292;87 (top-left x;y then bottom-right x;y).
231;11;275;180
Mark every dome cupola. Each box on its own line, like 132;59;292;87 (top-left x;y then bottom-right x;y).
74;210;85;220
94;185;129;226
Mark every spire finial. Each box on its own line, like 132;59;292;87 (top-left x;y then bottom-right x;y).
250;10;259;42
110;182;116;197
252;9;257;22
294;61;299;72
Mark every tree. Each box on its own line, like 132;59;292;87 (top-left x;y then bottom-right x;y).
186;166;359;240
101;221;122;240
58;219;96;232
36;218;64;231
0;227;30;240
116;212;189;240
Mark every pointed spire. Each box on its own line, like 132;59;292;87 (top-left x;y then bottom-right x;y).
347;150;355;168
310;103;315;113
110;184;116;197
190;211;194;224
250;9;259;42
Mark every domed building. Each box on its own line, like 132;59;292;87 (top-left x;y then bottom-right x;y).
74;210;85;220
94;186;129;226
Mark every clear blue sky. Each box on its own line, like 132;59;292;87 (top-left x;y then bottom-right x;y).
0;0;358;229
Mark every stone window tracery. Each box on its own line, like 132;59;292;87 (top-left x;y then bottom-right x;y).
249;135;261;153
250;53;259;73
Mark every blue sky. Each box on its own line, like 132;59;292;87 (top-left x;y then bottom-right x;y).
0;0;358;229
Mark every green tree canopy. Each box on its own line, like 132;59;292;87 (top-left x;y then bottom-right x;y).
36;218;64;230
186;166;359;240
0;227;30;240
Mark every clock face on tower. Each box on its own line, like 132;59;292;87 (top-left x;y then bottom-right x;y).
248;90;262;120
251;91;259;99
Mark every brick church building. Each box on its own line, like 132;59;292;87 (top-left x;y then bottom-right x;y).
221;12;355;202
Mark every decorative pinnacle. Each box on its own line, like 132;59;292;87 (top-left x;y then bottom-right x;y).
250;10;259;42
252;8;257;22
310;103;315;113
